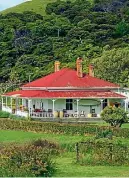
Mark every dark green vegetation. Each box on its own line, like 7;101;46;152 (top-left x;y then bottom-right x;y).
0;110;26;120
101;106;128;127
1;0;129;90
1;129;129;176
0;139;59;177
77;138;129;165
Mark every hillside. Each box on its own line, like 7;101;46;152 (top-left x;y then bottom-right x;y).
1;0;92;16
2;0;56;16
1;0;129;92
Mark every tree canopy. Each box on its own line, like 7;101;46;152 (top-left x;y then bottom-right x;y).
94;48;129;87
101;106;128;127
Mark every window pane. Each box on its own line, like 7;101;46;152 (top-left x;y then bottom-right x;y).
102;99;107;109
66;99;73;103
66;103;69;110
70;103;73;110
66;103;73;110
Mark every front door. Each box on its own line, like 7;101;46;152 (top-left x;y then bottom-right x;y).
102;99;108;109
66;99;73;111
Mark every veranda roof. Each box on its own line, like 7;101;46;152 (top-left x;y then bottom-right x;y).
3;90;126;99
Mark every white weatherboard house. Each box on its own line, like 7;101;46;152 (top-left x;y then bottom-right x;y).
2;58;128;121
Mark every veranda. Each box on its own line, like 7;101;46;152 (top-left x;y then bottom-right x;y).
1;96;123;119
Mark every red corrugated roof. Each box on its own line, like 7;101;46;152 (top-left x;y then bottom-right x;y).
4;90;126;99
22;68;119;88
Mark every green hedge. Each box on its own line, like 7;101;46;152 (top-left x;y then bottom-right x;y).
0;118;98;135
0;118;129;138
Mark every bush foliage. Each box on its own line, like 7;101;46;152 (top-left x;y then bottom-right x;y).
0;111;10;118
77;138;129;165
0;139;60;177
0;110;26;120
101;106;128;127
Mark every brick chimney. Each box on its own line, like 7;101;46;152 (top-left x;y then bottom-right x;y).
76;57;83;78
55;61;60;72
89;64;94;77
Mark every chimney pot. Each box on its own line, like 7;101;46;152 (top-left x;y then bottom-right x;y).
76;57;83;78
55;61;60;72
89;64;94;77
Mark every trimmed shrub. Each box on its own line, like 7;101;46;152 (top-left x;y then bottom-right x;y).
0;118;101;135
0;118;129;138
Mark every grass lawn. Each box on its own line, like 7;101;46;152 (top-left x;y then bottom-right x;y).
122;123;129;128
54;153;129;177
0;130;86;146
89;122;129;128
1;129;129;177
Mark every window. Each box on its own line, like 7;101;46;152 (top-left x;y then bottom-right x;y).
33;105;35;109
114;103;119;108
102;99;107;109
66;99;73;110
91;109;95;113
90;106;95;114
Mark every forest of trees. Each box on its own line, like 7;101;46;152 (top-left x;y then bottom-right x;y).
1;0;129;91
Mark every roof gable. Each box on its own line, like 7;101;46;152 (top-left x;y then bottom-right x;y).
22;68;119;88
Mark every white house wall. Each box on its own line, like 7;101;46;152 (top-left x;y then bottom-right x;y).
48;99;66;111
22;99;28;108
31;99;48;110
74;99;101;115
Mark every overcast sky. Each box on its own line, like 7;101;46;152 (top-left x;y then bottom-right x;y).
0;0;25;11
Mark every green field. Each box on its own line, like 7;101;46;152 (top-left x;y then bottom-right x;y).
1;129;129;177
0;130;86;145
